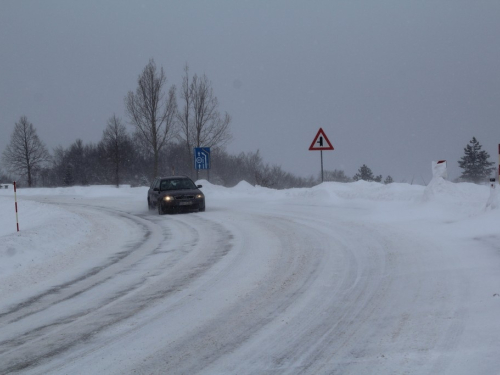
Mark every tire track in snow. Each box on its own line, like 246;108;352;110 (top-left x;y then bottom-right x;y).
29;205;391;375
177;206;468;375
0;202;234;374
263;208;469;375
131;212;332;375
0;210;155;323
1;198;471;374
198;212;393;375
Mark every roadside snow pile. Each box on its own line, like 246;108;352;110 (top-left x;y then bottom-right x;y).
322;180;424;202
423;177;463;201
0;196;92;290
1;180;497;289
424;177;490;202
199;179;494;213
194;180;234;200
197;180;283;201
202;180;424;205
422;177;490;214
7;185;148;199
233;180;283;197
233;180;256;192
283;183;343;204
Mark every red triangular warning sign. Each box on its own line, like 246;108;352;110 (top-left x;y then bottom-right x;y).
309;128;334;150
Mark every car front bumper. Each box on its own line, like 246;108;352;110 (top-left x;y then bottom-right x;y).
159;199;205;212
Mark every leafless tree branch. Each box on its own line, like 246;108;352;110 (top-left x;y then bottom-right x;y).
125;59;178;177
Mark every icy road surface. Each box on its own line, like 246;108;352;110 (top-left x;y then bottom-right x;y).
0;179;499;374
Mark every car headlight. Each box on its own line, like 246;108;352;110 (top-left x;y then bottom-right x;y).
163;195;174;202
196;194;204;199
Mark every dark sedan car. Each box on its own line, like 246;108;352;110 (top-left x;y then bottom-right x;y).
148;176;205;214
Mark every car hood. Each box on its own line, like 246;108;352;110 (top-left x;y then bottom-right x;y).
159;188;201;196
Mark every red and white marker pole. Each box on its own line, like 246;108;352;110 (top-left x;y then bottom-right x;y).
13;181;19;232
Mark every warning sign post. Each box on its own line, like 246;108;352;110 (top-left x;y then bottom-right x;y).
309;128;334;182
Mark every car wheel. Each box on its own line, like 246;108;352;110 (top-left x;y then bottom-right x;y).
158;202;164;215
199;206;205;212
148;198;154;210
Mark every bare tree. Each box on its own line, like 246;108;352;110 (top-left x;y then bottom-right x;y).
177;66;232;178
0;167;12;183
66;139;87;185
101;114;130;187
323;169;352;183
125;59;177;178
191;73;232;148
2;116;50;187
177;64;194;174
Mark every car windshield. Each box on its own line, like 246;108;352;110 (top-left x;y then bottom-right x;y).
160;178;196;191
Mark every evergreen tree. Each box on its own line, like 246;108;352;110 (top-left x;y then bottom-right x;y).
353;164;376;181
458;137;495;183
101;115;131;187
384;175;394;184
66;139;88;185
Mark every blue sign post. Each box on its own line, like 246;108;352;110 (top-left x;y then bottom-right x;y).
194;147;210;170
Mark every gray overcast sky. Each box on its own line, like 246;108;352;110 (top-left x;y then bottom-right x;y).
1;1;499;183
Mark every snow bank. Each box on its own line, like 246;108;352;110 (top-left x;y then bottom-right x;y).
4;185;148;199
233;180;255;192
198;179;424;205
0;196;92;285
1;179;497;290
196;179;282;201
320;180;423;202
422;176;490;214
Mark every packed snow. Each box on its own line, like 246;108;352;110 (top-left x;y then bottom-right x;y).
0;178;499;374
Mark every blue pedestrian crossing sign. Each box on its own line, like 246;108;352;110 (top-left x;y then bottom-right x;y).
194;147;211;170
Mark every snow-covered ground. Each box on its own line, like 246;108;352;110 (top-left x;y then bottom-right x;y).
0;179;499;374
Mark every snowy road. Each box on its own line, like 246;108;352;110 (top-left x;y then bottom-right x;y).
0;181;499;374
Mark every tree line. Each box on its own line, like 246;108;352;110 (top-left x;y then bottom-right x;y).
321;136;495;184
0;59;317;189
3;123;493;188
0;59;496;188
0;116;317;189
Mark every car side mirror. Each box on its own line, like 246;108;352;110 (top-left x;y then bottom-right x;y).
197;185;202;188
153;187;159;192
